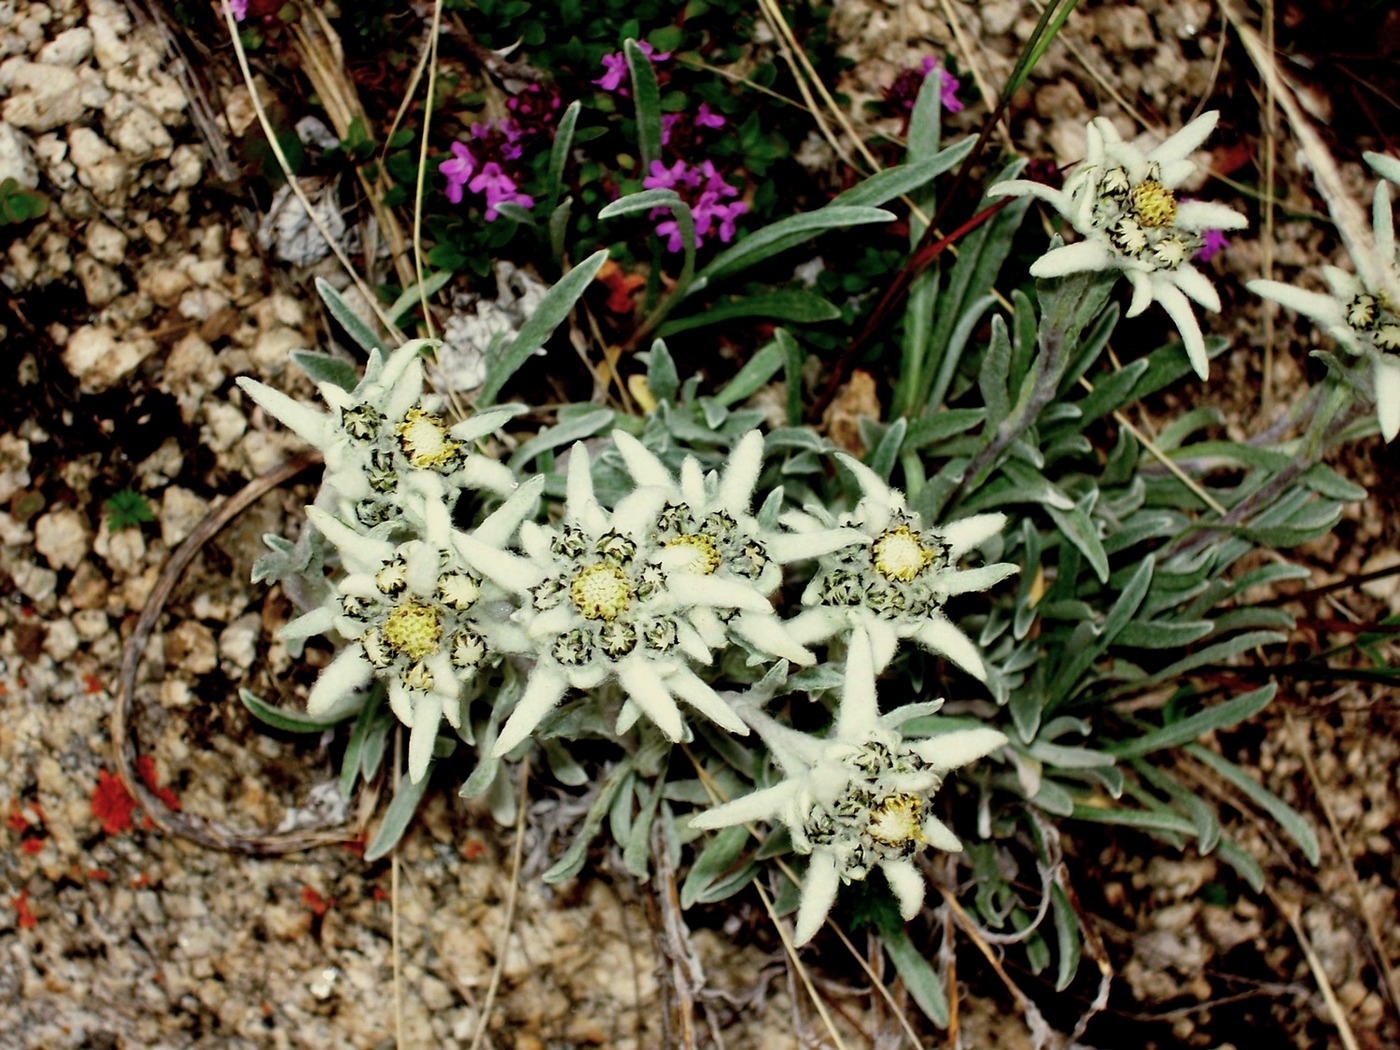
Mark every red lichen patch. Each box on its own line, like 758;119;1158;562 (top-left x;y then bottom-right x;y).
20;836;44;855
136;756;181;811
87;869;110;882
341;833;366;858
301;886;334;917
371;885;389;902
462;838;487;861
12;889;36;929
82;673;105;694
93;770;137;834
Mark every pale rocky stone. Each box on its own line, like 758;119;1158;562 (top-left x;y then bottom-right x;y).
218;613;260;673
163;143;202;190
200;401;247;453
68;127;129;198
0;433;32;503
177;286;230;322
159;485;209;547
87;0;132;68
37;25;91;66
13;560;58;603
42;617;79;661
92;517;145;575
62;324;156;392
34;507;91;571
251;326;305;374
140;263;192;308
84;221;128;266
0;123;40;189
166;620;218;676
104;96;172;162
75;255;123;307
71;610;108;644
2;60;83;131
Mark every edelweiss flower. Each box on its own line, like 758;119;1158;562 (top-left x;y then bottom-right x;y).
281;479;542;782
990;111;1247;379
237;341;519;532
1249;178;1400;441
785;455;1017;677
691;631;1006;945
612;430;856;666
457;439;802;756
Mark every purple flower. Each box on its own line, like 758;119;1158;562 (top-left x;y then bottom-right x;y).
594;41;672;94
469;162;534;221
661;113;682;146
1194;227;1230;262
642;159;745;252
695;103;726;130
439;142;475;205
226;0;248;20
919;57;963;113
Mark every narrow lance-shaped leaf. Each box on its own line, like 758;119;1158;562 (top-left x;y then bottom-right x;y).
478;249;610;405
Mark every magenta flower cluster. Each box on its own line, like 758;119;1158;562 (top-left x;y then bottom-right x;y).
642;159;747;252
439;136;534;221
884;55;964;117
1194;228;1230;263
594;41;671;94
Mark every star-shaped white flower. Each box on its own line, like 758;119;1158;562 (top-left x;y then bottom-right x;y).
784;455;1017;677
990;111;1247;379
690;629;1006;945
456;439;801;757
281;478;542;782
611;429;857;668
237;340;521;532
1249;178;1400;441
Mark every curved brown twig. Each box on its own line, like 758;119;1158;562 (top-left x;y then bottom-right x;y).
112;451;362;855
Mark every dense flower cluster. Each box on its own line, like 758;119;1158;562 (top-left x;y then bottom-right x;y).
594;41;670;94
642;159;747;252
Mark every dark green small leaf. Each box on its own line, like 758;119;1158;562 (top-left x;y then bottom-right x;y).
239;688;353;732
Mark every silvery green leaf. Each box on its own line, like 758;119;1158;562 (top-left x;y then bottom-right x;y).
545;761;634;883
832;138;976;210
1114;620;1214;648
1216;839;1265;892
715;340;786;407
694;206;895;288
544;100;581;215
883;926;950;1027
316;276;382;355
1132;759;1221;854
508;406;614;470
625;40;663;170
364;766;434;862
1186;744;1320;864
479;248;610;405
1108;684;1276;760
1046;503;1109;584
386;271;454;328
646;339;679;403
291;350;358;391
659;291;840;337
240;688;354;732
681;825;752;908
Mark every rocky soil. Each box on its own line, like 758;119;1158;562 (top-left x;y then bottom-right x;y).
0;1;1396;1048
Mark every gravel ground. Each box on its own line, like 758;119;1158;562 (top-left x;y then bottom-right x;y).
1;1;1397;1048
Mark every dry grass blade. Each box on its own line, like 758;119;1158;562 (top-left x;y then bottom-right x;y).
468;757;532;1050
1260;0;1278;412
221;5;404;340
412;0;446;345
754;880;851;1050
1265;885;1363;1050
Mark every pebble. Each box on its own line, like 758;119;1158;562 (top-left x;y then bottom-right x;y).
67;126;128;198
62;324;157;392
93;519;146;575
36;25;91;66
33;507;91;571
75;255;123;307
1;60;83;131
0;123;40;189
0;433;32;503
84;222;127;266
158;485;209;547
42;617;79;661
218;613;260;673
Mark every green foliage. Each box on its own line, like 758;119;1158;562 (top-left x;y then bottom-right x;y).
0;179;47;225
102;489;155;531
